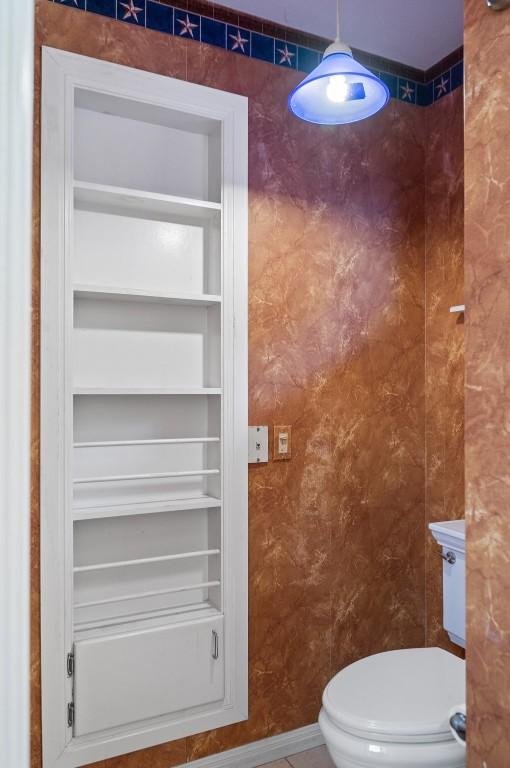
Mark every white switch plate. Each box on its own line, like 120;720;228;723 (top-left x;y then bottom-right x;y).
248;426;268;463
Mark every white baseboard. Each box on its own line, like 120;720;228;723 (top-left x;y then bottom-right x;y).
176;723;324;768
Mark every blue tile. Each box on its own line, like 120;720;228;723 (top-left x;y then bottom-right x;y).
434;71;450;101
251;32;274;64
174;10;200;39
379;71;398;99
297;46;320;74
227;25;251;56
397;77;417;105
86;0;116;17
55;0;85;8
117;0;145;25
417;81;433;107
146;0;172;33
201;17;226;48
450;61;464;91
275;39;297;69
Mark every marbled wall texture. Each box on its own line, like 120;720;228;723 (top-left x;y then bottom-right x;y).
424;87;465;653
465;0;510;764
32;3;463;767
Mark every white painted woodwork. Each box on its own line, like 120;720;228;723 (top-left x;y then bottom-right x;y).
0;1;34;766
74;105;221;202
74;286;222;306
41;48;247;767
73;298;221;390
73;394;221;441
74;617;224;736
73;496;222;521
73;184;221;296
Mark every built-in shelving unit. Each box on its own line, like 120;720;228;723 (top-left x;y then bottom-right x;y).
41;48;247;768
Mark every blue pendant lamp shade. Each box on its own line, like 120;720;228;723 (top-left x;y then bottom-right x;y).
289;44;390;125
288;0;390;126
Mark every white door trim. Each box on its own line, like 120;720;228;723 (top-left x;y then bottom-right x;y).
0;1;34;768
174;724;325;768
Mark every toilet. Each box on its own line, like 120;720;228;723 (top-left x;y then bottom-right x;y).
319;520;466;767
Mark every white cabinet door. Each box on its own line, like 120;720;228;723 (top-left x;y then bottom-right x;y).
74;616;224;736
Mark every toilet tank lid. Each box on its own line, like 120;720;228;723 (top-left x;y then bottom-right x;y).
429;520;465;553
322;648;465;742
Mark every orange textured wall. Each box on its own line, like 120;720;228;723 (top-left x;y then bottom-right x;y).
424;87;465;653
31;3;464;767
465;0;510;763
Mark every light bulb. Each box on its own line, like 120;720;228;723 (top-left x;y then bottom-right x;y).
326;75;349;103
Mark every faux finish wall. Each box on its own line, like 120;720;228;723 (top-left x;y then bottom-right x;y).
32;3;464;768
424;87;465;653
465;0;510;763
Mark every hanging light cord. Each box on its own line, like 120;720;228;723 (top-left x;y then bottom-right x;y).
336;0;341;42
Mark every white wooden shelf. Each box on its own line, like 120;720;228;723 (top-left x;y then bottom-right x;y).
74;469;220;485
74;581;222;610
74;437;220;448
74;180;222;221
74;387;222;396
74;601;221;635
72;496;222;521
74;549;221;574
74;284;222;307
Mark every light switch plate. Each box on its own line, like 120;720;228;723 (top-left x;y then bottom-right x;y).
273;425;292;461
248;426;268;463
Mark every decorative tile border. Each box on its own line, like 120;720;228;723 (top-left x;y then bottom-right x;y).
48;0;463;106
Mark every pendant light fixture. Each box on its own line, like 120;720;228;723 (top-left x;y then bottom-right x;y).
289;0;390;125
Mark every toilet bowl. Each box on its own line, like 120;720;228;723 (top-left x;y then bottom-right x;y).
319;647;466;768
320;521;467;767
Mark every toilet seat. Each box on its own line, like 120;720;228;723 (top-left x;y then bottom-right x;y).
319;648;466;768
322;647;465;744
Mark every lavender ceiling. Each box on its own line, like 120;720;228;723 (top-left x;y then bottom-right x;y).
214;0;464;70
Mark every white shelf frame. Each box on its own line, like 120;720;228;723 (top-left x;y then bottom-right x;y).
73;387;222;396
73;469;220;485
74;284;222;307
73;496;222;521
74;581;222;610
41;47;248;768
74;179;222;219
74;437;220;448
74;549;221;573
73;601;220;635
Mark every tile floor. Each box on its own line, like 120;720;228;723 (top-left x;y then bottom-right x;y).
259;746;335;768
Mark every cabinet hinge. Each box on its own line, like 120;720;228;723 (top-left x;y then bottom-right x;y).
67;701;74;728
67;651;74;677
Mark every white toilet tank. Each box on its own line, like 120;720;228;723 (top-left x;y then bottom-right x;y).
429;520;465;648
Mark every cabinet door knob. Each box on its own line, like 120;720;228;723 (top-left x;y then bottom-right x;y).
439;550;456;565
212;630;219;660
